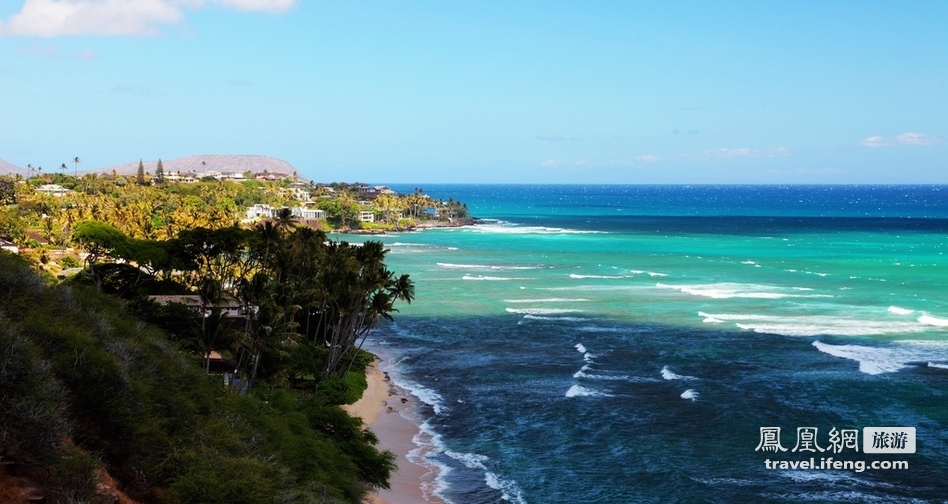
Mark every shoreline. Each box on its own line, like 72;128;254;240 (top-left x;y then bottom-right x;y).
342;359;441;504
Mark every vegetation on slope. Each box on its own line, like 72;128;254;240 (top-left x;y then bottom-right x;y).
0;252;393;503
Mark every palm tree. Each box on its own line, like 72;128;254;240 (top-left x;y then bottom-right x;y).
73;156;80;177
60;163;67;177
274;206;299;236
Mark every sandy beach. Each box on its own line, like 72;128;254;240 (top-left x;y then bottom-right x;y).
342;359;439;504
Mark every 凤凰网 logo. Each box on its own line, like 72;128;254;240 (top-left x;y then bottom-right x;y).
756;426;915;454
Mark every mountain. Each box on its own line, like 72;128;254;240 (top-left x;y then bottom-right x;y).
0;158;25;176
95;154;300;178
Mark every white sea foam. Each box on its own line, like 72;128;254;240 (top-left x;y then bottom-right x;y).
928;362;948;369
811;340;948;375
407;419;454;504
778;470;897;489
397;379;447;415
574;367;632;381
504;298;590;303
888;306;915;316
540;284;642;292
918;314;948;327
463;274;527;281
569;273;629;279
631;270;669;277
572;364;592;378
522;314;592;322
661;365;695;381
698;311;726;324
575;343;587;354
484;471;528;504
565;384;612;397
681;389;699;401
656;282;832;300
506;307;583;315
445;450;489;470
704;311;933;337
439;262;545;271
469;223;605;235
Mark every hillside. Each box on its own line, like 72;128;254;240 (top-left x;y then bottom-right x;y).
0;158;25;177
94;154;301;178
0;252;393;504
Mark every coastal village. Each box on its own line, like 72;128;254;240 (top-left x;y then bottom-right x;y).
0;155;471;273
0;155;468;503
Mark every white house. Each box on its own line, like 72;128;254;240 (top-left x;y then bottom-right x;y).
246;204;326;222
358;211;375;223
290;207;326;220
0;238;18;254
245;204;276;220
36;184;69;197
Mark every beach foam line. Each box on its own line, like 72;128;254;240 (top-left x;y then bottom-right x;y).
397;378;447;415
565;384;613;398
569;273;631;279
410;419;454;504
484;471;527;504
444;449;528;503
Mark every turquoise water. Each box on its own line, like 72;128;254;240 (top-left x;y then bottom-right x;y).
348;185;948;503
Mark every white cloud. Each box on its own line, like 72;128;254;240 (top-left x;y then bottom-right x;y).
860;132;936;148
896;132;932;145
1;0;183;37
702;147;790;159
635;154;662;163
0;0;296;37
859;136;889;148
210;0;296;13
19;42;98;59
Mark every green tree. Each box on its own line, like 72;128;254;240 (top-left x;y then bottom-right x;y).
73;156;81;177
313;241;414;380
155;158;165;185
73;220;129;289
136;159;146;186
0;175;16;205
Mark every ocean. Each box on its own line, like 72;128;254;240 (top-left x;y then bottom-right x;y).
346;185;948;503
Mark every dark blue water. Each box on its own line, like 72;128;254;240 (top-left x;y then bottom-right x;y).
365;185;948;503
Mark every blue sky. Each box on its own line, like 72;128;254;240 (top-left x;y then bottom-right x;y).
1;1;946;184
